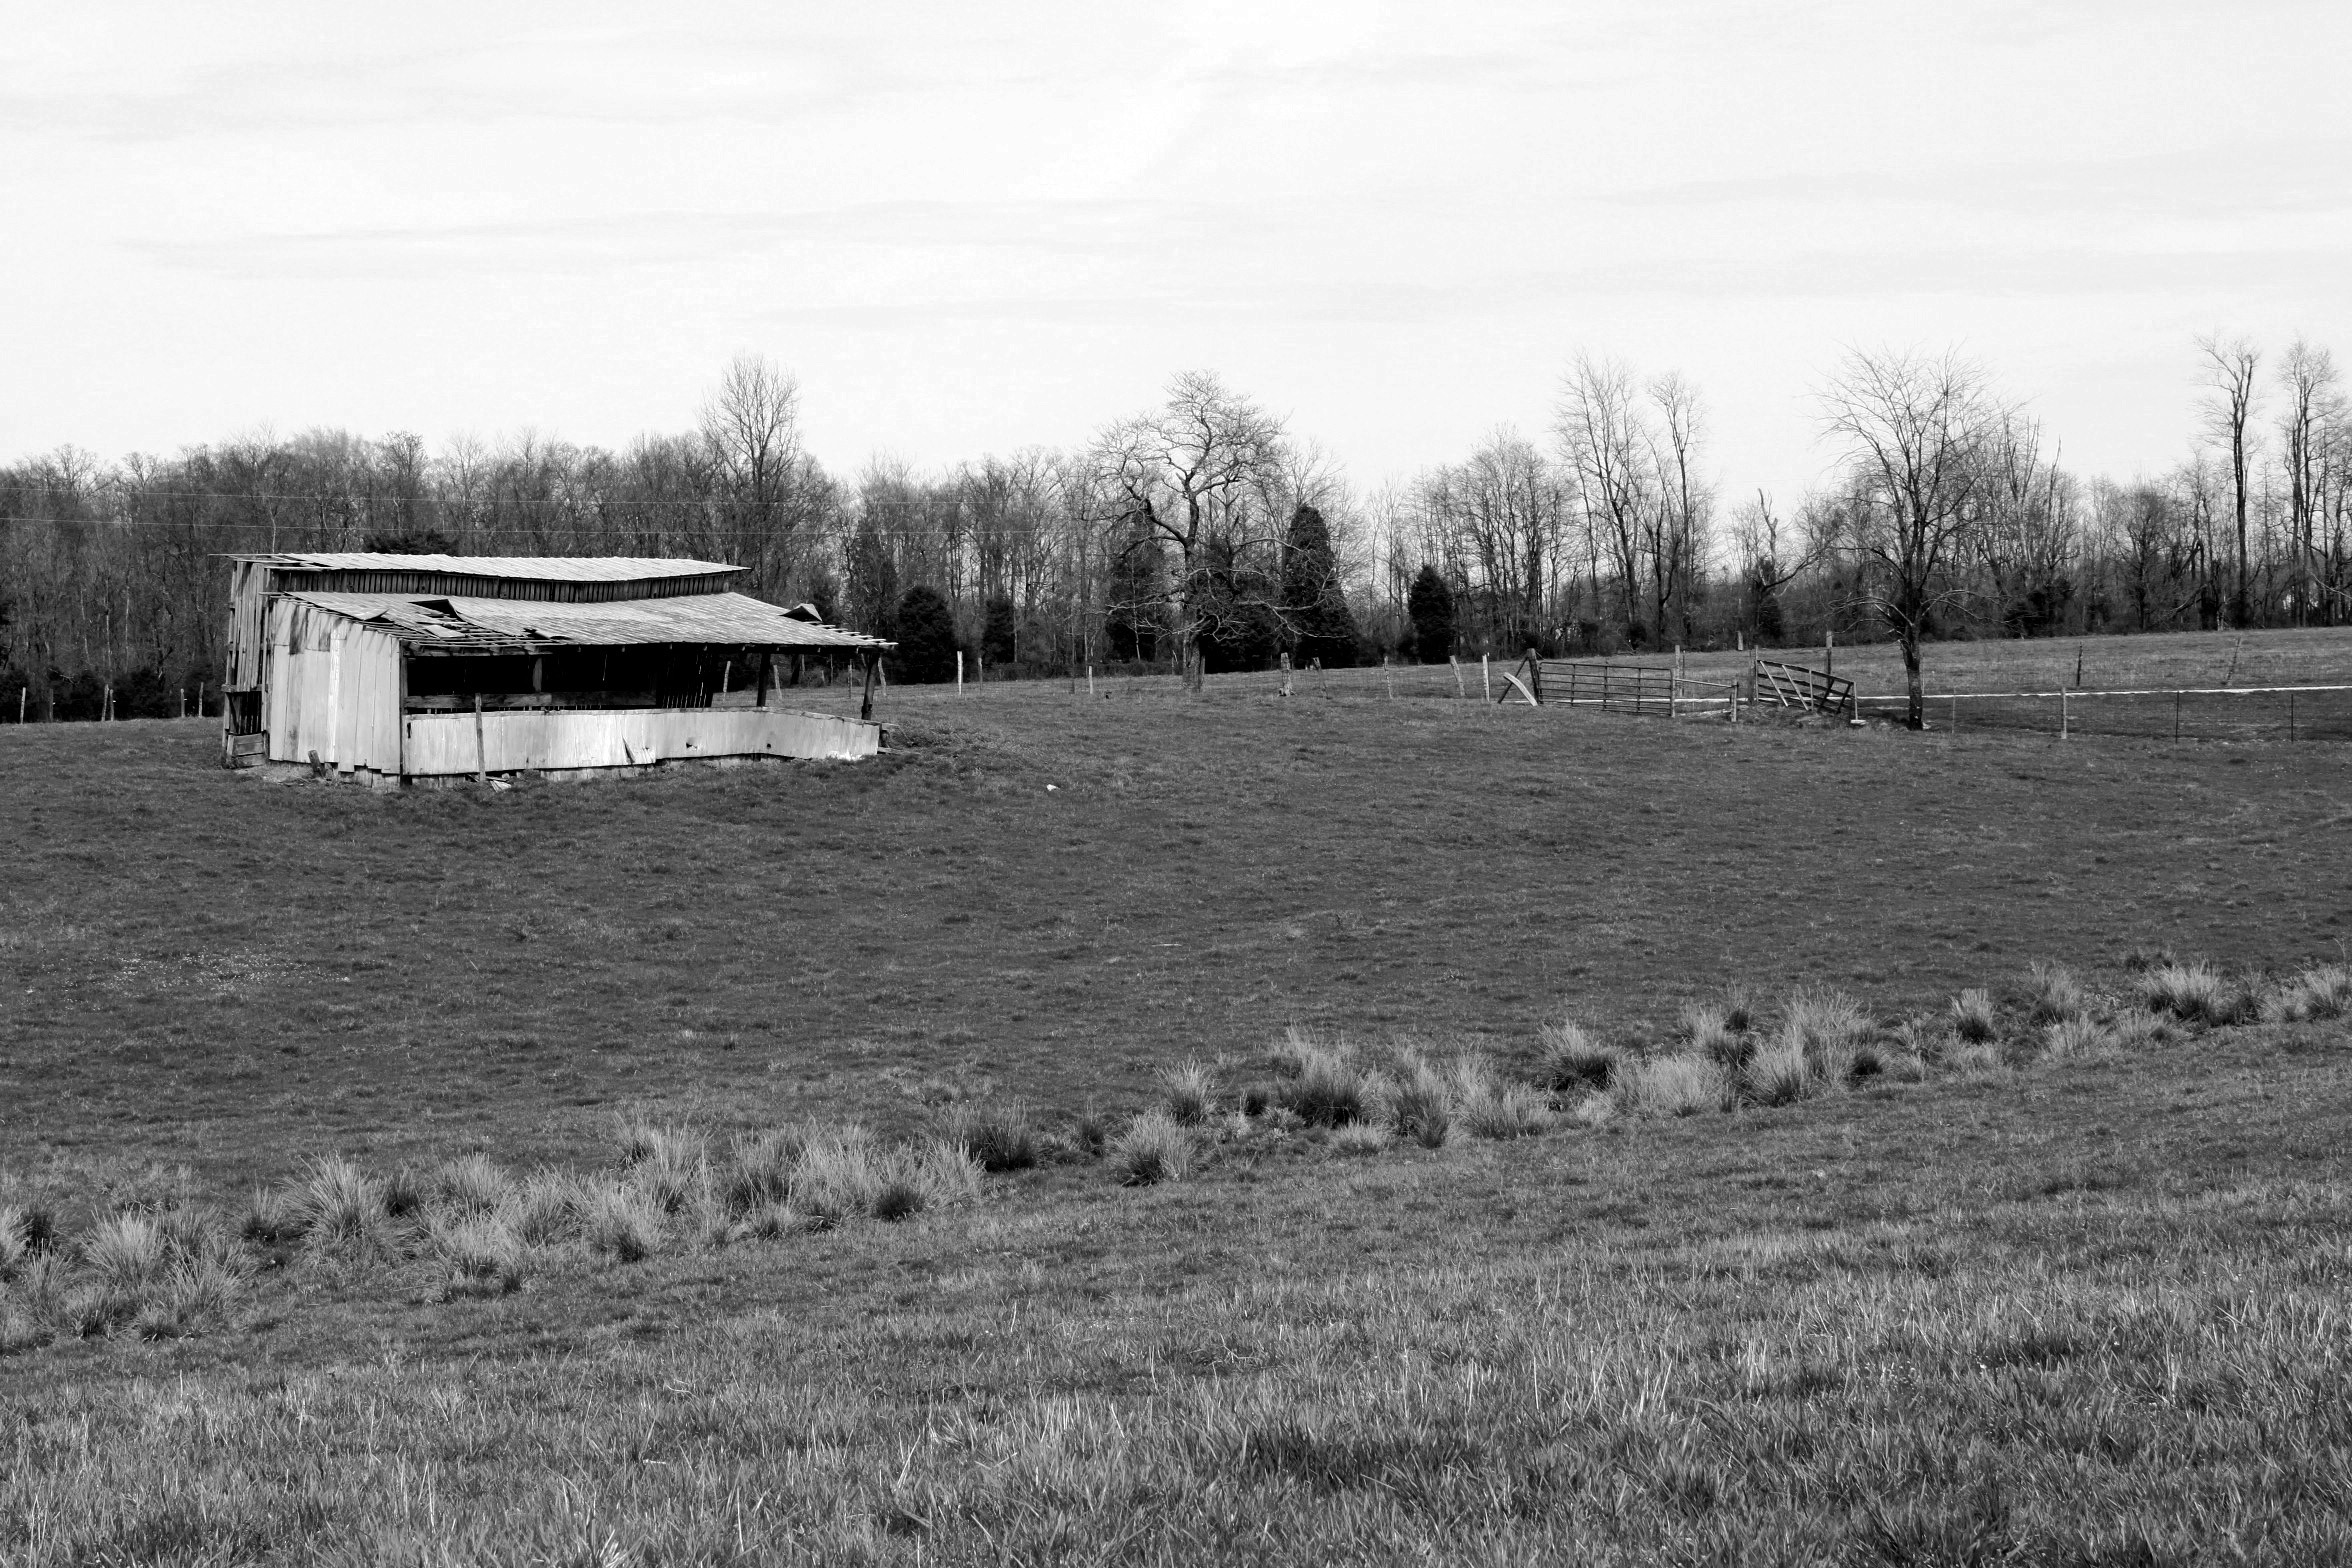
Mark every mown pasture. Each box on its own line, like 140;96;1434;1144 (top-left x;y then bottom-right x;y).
3;676;2350;1563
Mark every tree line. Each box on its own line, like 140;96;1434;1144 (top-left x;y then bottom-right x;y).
3;337;2347;721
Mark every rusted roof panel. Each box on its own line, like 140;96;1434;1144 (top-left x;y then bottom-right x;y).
225;553;744;582
283;591;891;650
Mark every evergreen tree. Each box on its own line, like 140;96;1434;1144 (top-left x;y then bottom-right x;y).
1279;503;1360;666
981;595;1017;667
1196;534;1283;673
892;585;959;683
1407;564;1454;662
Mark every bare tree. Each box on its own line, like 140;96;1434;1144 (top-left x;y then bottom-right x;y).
1556;355;1652;643
1088;371;1288;688
1644;371;1710;645
1817;347;1997;729
2197;333;2261;627
701;354;810;593
2278;338;2343;625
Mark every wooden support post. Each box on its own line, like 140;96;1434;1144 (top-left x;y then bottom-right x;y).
397;654;409;782
473;691;487;782
756;649;772;710
1523;648;1542;705
1087;664;1096;699
1450;655;1465;699
956;649;964;694
1481;654;1491;704
859;650;877;722
1280;651;1293;698
1825;627;1834;677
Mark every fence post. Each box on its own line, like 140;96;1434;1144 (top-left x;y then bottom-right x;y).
1384;656;1395;701
1088;664;1095;699
1281;651;1293;698
2059;688;2069;741
2290;690;2296;742
956;650;964;694
1523;648;1542;704
1672;645;1683;720
1481;654;1491;704
1450;655;1465;700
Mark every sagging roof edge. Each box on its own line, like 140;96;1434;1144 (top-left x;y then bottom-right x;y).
272;589;894;653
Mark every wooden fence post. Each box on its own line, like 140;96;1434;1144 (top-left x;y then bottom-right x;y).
956;650;964;694
1450;655;1465;699
473;691;487;782
1481;654;1491;704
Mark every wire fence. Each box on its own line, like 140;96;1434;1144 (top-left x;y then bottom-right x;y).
1855;685;2352;743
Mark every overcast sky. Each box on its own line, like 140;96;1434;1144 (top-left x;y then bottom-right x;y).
5;0;2348;505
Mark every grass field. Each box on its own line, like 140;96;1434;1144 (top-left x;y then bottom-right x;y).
5;666;2351;1562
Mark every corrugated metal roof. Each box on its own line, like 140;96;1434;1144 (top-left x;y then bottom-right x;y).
226;553;743;582
284;591;892;650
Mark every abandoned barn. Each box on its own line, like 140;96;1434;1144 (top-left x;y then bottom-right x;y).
218;553;891;786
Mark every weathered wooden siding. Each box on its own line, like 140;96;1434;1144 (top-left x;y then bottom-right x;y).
263;600;401;773
401;707;879;775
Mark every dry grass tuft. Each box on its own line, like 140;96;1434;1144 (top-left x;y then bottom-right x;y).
1329;1123;1391;1157
0;1203;26;1281
433;1152;514;1217
1453;1057;1556;1139
2027;961;2090;1024
435;1215;526;1299
500;1169;584;1246
2042;1015;2117;1060
1536;1021;1619;1093
1159;1059;1218;1127
134;1254;248;1341
81;1212;167;1291
1387;1058;1452;1148
2262;964;2352;1023
792;1128;887;1227
1743;1040;1814;1107
948;1101;1038;1174
1110;1111;1195;1185
1678;1001;1744;1069
2137;961;2231;1023
1618;1053;1731;1118
720;1128;806;1215
583;1184;664;1264
298;1155;384;1246
1782;989;1872;1080
1948;988;1999;1044
1277;1038;1366;1128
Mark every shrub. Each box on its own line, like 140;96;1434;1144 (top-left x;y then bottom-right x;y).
2262;963;2352;1023
2138;962;2235;1024
436;1215;526;1298
1388;1059;1451;1149
2027;961;2089;1024
82;1213;167;1290
583;1184;664;1263
1744;1041;1813;1108
1110;1111;1195;1185
434;1153;514;1217
1619;1054;1729;1118
1454;1057;1555;1139
1330;1124;1391;1157
1279;1044;1365;1128
1946;988;1997;1044
1536;1021;1618;1093
948;1102;1038;1174
1159;1059;1217;1127
299;1155;384;1246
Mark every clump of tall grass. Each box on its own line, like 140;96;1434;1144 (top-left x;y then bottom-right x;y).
239;1184;306;1250
1679;1001;1746;1070
1110;1111;1194;1185
1275;1034;1365;1128
134;1254;249;1341
1782;989;1872;1081
583;1183;664;1264
1387;1058;1452;1148
0;1203;27;1281
626;1129;709;1215
1329;1123;1391;1157
719;1127;806;1215
434;1215;526;1299
299;1154;384;1246
792;1127;887;1227
2262;964;2352;1023
1617;1054;1730;1118
2136;962;2249;1025
1453;1057;1555;1139
2041;1016;2117;1061
949;1101;1038;1173
500;1169;584;1246
81;1213;168;1292
1159;1059;1217;1127
1536;1021;1618;1093
1743;1040;1814;1107
1948;988;1998;1044
433;1152;514;1216
2026;961;2089;1024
